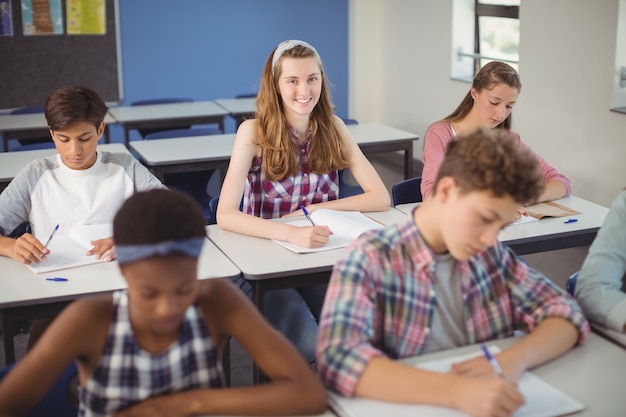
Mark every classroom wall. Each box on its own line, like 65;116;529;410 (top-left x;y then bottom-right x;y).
110;0;348;139
349;0;626;207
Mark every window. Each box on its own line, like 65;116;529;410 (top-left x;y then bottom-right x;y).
451;0;520;82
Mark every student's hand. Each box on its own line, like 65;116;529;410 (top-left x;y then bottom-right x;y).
514;207;528;221
452;376;524;417
10;233;49;264
451;353;524;382
288;225;333;248
87;237;115;261
112;392;193;417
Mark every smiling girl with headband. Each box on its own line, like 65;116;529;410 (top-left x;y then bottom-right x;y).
0;189;326;417
216;40;390;364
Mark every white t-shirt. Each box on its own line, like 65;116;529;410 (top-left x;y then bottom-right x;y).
0;151;165;240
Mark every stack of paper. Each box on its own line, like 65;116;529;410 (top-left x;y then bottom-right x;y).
27;224;112;274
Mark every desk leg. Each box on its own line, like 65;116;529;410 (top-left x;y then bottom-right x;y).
2;137;7;153
1;312;19;364
251;281;268;384
124;127;130;148
404;144;413;180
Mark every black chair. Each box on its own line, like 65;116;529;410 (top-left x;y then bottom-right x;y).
130;98;195;138
341;117;359;125
0;362;78;417
391;176;423;206
235;93;257;98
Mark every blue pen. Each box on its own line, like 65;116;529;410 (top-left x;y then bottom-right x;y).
46;277;68;282
44;224;60;248
301;205;316;226
564;218;578;224
481;343;504;378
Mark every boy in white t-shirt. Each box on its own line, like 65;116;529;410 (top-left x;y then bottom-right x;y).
0;85;164;265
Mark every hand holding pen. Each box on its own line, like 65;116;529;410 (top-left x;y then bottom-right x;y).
9;224;57;265
289;205;332;248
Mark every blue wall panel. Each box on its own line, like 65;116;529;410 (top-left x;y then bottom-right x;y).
116;0;348;137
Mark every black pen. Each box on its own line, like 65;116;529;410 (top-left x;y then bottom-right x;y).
301;206;316;226
44;224;59;248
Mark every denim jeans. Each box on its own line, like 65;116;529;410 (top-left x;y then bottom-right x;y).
235;276;327;363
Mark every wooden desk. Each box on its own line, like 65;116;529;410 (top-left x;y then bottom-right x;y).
0;239;240;364
129;134;236;182
108;101;229;147
346;123;419;179
0;143;129;193
0;113;115;152
214;97;256;128
395;196;609;255
396;333;625;416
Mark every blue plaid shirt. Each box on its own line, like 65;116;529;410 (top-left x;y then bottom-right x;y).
79;290;225;416
316;213;589;396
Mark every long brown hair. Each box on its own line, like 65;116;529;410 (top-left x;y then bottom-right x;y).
445;61;521;130
255;43;349;181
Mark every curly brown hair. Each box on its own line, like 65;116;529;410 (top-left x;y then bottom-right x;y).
113;189;206;245
435;127;544;205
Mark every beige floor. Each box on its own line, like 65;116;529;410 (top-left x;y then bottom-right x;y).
0;153;590;387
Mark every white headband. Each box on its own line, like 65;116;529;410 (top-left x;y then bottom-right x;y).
271;40;320;74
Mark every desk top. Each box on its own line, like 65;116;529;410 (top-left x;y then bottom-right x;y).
108;101;228;123
0;112;116;132
0;238;240;309
395;195;609;246
0;143;129;185
129;134;236;166
214;97;256;115
346;123;419;145
207;209;408;280
403;333;626;416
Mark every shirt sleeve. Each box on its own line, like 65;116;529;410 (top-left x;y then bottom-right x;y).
502;246;590;343
122;154;167;191
512;131;572;196
575;191;626;331
316;239;386;396
0;162;39;236
421;121;453;199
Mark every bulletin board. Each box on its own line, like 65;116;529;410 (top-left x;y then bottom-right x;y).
0;0;122;109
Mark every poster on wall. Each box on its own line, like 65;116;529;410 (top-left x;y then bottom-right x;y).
67;0;105;35
0;0;13;36
22;0;63;35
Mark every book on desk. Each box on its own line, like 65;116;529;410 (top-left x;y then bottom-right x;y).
27;224;112;274
329;346;584;417
510;200;582;226
271;209;384;253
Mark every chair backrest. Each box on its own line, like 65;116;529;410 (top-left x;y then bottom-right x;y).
207;195;244;225
144;127;222;140
10;106;45;115
391;176;423;206
0;362;78;417
130;98;196;137
235;93;257;98
11;141;55;152
566;271;579;296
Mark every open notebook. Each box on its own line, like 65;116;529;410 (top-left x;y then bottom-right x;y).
509;201;582;226
329;346;584;417
272;209;384;253
27;224;112;274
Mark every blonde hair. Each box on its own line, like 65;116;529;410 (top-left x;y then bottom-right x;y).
254;42;349;181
